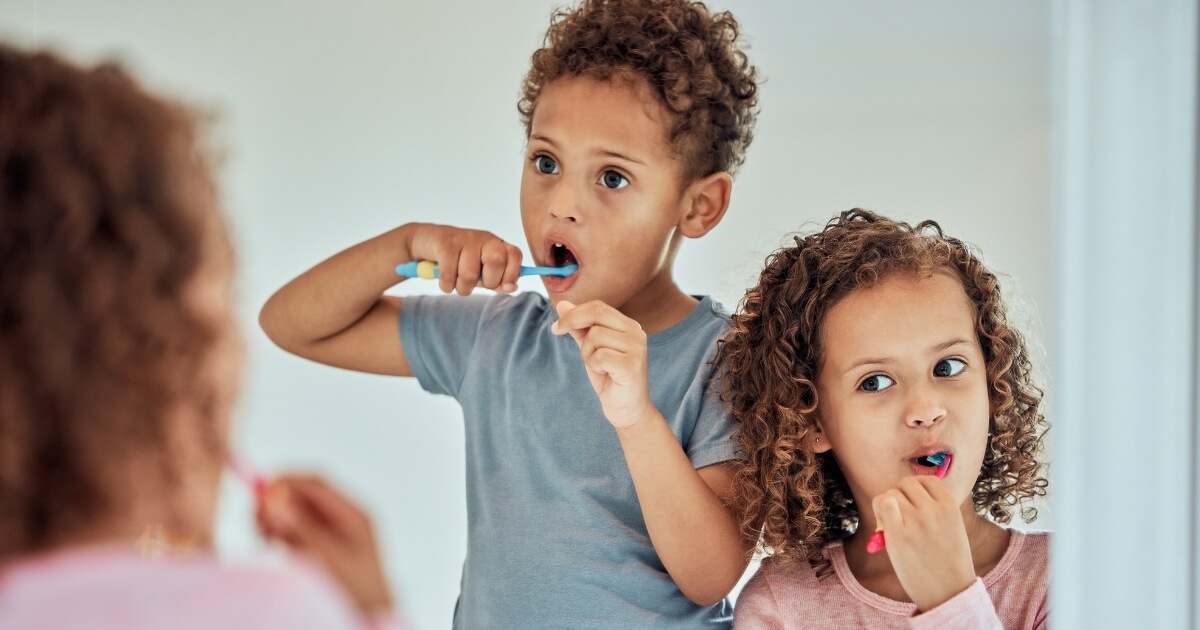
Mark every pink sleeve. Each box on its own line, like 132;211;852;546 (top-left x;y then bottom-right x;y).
733;566;785;630
907;578;1003;630
363;610;412;630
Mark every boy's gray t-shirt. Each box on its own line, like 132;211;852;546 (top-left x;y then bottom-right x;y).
400;291;738;629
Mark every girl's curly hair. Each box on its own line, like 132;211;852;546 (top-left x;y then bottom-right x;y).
519;0;759;181
0;45;237;559
716;209;1049;573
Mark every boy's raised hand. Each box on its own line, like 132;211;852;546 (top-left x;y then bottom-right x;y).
871;475;977;612
551;299;654;429
406;223;524;295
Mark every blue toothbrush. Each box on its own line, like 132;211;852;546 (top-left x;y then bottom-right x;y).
395;260;578;279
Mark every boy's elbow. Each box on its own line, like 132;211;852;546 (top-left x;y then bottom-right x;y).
678;567;744;607
258;297;300;352
681;585;733;608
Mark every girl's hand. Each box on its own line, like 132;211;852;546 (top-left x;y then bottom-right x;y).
256;475;394;617
551;299;655;429
871;476;976;612
405;223;523;295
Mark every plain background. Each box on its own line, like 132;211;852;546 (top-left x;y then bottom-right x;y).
0;2;1051;627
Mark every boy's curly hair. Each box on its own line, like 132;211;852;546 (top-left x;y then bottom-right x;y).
519;0;759;181
0;45;236;559
716;209;1049;572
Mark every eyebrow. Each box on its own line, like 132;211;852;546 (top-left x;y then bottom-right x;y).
842;338;974;374
529;134;646;166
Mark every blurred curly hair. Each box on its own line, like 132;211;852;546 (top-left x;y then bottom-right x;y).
0;44;236;559
519;0;759;181
716;209;1049;573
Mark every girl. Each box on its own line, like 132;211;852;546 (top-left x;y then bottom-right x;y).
720;209;1049;628
0;43;402;629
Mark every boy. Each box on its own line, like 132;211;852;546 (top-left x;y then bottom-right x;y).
260;1;759;627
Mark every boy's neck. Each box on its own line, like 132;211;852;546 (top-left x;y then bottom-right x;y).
616;272;699;334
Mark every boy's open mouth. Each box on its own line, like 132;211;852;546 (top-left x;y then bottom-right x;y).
550;242;579;270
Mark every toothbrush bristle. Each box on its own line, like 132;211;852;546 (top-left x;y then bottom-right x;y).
925;452;948;466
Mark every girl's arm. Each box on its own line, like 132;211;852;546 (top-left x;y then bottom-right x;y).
906;578;1004;630
259;223;522;375
551;299;750;605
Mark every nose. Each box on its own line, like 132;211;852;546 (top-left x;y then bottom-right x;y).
548;180;580;223
904;381;947;428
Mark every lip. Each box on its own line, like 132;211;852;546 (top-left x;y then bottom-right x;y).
541;234;581;294
906;444;953;477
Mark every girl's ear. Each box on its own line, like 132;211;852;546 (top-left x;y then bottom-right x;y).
678;171;732;238
809;420;832;454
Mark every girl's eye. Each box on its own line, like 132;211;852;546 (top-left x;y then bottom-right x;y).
599;170;629;189
934;358;966;378
533;155;559;175
859;374;895;392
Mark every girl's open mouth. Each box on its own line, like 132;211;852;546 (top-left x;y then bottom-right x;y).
911;452;952;479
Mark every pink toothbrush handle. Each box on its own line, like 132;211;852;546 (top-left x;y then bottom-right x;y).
866;529;886;554
229;453;267;498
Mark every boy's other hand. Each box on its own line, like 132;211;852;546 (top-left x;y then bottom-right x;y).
871;475;976;613
256;475;395;618
407;223;523;295
551;300;655;429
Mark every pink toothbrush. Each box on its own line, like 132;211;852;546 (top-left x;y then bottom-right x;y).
228;452;268;499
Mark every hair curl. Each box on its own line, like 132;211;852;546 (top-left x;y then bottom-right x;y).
717;209;1049;573
519;0;759;181
0;44;236;559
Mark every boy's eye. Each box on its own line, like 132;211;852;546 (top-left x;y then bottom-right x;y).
534;155;559;175
859;374;895;392
599;170;629;189
934;358;966;378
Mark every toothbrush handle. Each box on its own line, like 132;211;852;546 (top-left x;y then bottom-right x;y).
518;264;578;277
866;529;886;554
394;260;576;279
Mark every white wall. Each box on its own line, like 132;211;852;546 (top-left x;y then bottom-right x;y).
1050;1;1198;627
0;2;1050;627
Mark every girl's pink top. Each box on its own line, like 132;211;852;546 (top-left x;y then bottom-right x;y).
0;545;408;630
734;530;1049;630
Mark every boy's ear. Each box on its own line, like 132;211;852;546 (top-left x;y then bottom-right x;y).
678;171;732;238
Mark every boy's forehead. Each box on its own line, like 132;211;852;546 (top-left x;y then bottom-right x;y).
530;75;673;159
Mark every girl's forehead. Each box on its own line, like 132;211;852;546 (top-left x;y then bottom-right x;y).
820;272;978;360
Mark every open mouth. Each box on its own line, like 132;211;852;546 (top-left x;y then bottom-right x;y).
550;242;579;270
912;452;952;479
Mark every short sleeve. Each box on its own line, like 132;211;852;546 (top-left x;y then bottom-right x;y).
399;294;492;397
685;356;739;469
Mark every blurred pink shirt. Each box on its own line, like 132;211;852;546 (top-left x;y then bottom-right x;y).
0;545;407;630
734;530;1049;630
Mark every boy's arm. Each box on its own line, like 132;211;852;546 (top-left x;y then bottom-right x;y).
551;300;750;605
259;223;521;375
617;423;752;605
